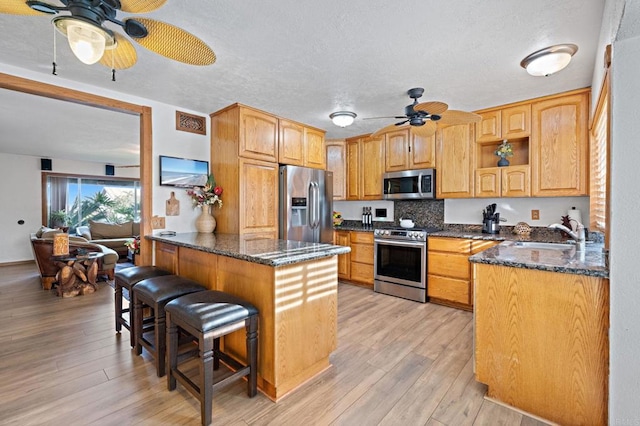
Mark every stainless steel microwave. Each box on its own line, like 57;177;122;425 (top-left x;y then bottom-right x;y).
383;169;436;200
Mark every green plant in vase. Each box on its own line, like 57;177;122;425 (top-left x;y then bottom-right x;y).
494;140;513;167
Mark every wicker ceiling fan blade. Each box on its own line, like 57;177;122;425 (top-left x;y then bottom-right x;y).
413;101;449;115
129;18;215;65
412;120;437;138
0;0;47;15
99;33;137;69
437;110;482;125
119;0;167;13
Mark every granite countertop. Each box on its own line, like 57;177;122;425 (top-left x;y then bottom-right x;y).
147;232;350;267
469;240;608;278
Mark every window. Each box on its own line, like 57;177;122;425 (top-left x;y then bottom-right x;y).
589;69;610;245
44;173;141;233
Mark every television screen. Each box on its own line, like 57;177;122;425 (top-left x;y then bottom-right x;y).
159;155;209;187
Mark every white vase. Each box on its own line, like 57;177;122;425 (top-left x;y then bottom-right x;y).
195;205;216;233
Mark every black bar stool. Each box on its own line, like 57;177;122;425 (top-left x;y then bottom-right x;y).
165;290;259;426
132;275;206;376
114;266;172;347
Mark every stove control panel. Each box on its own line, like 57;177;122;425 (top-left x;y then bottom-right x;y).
374;229;427;242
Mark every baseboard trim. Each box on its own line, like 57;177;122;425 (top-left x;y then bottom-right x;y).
0;260;35;267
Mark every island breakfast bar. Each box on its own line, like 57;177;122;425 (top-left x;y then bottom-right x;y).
147;232;350;400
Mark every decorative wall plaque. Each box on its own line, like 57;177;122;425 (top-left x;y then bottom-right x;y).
176;111;207;135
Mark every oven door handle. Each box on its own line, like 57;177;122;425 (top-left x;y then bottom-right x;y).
374;239;425;248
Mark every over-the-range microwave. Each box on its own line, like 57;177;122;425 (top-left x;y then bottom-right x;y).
383;168;436;200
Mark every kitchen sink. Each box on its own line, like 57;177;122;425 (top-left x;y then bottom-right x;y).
512;242;575;250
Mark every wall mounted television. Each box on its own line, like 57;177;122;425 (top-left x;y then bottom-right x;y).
159;155;209;187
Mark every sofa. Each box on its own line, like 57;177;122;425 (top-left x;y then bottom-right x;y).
76;220;140;258
30;227;119;290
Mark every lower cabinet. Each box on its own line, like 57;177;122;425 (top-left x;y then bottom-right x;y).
427;237;498;310
334;230;374;287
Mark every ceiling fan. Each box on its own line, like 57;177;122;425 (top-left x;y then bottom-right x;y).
0;0;215;73
366;88;481;138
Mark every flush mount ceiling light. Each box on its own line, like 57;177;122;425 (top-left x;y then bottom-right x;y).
520;44;578;77
329;111;357;127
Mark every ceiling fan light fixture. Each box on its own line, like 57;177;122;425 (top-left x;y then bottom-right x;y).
329;111;356;127
53;17;115;65
520;44;578;77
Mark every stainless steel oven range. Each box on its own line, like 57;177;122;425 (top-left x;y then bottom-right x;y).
373;227;439;303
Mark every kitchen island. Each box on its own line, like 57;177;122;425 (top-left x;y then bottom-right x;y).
147;232;350;400
470;241;609;425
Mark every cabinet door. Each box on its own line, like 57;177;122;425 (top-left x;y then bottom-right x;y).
334;231;350;279
531;92;589;196
304;128;326;169
326;140;347;200
346;139;360;200
436;124;475;198
475;168;501;198
502;104;531;139
502;165;530;197
238;158;279;235
278;119;304;166
239;108;278;162
361;135;384;199
384;129;410;172
476;110;501;142
409;128;435;169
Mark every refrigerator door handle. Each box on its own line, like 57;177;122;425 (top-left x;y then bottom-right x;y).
311;182;320;229
308;182;316;229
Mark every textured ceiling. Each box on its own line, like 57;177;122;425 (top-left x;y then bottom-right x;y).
0;0;605;165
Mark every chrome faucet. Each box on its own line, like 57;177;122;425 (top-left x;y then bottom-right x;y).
549;222;586;251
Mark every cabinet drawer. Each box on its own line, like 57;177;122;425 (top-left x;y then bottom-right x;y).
471;240;499;254
427;275;470;305
350;231;374;244
351;243;374;264
428;237;471;254
351;262;374;284
428;252;470;280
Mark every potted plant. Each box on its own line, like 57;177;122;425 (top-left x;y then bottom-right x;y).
494;140;513;167
49;209;69;230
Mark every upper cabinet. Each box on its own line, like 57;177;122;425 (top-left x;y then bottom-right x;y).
326;140;347;200
385;128;435;172
239;106;279;163
477;104;531;142
346;134;385;200
436;123;475;198
531;90;589;196
278;119;326;169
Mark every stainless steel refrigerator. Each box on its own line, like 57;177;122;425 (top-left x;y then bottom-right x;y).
279;165;333;243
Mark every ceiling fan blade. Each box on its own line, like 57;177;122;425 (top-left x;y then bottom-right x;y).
413;101;449;115
99;33;137;69
119;0;167;13
128;18;216;65
0;0;47;15
411;121;437;138
437;110;482;125
362;116;407;120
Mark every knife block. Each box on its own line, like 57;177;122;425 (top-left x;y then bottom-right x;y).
482;219;500;234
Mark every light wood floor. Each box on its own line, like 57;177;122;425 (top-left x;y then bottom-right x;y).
0;263;548;426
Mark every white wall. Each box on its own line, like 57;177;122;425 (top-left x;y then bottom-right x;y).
0;63;210;263
444;197;590;227
609;34;640;423
334;200;394;222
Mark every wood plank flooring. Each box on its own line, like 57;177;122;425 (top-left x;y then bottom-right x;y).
0;263;548;425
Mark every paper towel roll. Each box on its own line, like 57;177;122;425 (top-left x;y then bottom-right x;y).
567;207;583;231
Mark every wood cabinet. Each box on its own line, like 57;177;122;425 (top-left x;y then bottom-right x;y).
385;128;435;172
279;119;326;169
427;237;497;310
436;124;475;198
474;263;608;425
531;90;589;196
475;165;530;198
477;104;531;142
210;104;279;237
326;140;347;200
238;106;279;162
346;134;385;200
333;230;351;280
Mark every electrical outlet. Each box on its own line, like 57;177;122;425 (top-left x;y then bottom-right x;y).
151;216;165;229
531;209;540;220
